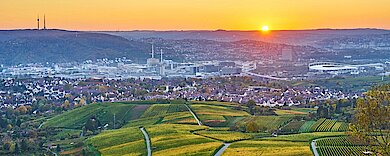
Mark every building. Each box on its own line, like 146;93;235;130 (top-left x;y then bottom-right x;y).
220;67;242;75
309;62;385;75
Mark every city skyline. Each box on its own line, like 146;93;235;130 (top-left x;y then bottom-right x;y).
1;0;390;31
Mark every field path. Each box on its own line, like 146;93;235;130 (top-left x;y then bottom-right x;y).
214;143;231;156
140;127;152;156
185;104;202;126
311;140;319;156
38;122;44;129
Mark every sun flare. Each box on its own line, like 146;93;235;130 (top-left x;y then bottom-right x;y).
261;25;270;32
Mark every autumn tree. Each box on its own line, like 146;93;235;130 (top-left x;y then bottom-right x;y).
246;121;259;133
350;85;390;155
16;106;28;114
62;100;70;110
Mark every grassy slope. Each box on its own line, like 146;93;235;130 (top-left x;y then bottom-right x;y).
223;140;312;156
237;116;293;132
145;124;223;156
44;101;354;156
86;127;146;156
44;102;148;129
190;104;250;127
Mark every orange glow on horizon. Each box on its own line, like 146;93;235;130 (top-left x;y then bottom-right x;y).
1;0;390;31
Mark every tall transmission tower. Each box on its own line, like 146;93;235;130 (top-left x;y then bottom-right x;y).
44;14;46;30
37;15;40;30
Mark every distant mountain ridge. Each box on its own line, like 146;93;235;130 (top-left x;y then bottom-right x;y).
103;28;390;45
0;29;149;65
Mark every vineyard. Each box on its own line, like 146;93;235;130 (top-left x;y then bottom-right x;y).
286;119;350;133
317;146;369;156
42;100;357;156
316;136;370;156
315;119;336;132
299;121;316;133
316;136;367;156
281;120;305;133
190;104;250;127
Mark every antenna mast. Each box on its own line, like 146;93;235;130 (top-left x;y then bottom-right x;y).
44;14;46;30
37;15;40;30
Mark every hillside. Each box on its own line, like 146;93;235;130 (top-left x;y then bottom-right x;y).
0;29;149;65
104;28;390;45
38;100;364;156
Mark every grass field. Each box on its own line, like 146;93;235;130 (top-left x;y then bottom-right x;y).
275;109;307;116
190;104;250;127
281;120;306;133
124;104;198;127
291;108;317;114
261;132;346;142
190;101;241;107
86;127;146;156
145;124;223;156
194;130;254;142
223;140;312;156
44;102;148;129
236;116;292;132
299;121;316;133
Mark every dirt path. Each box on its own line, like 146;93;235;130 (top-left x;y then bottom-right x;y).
214;143;231;156
140;127;152;156
311;140;319;156
185;104;202;126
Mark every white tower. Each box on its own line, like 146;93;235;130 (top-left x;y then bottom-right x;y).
151;44;154;58
160;49;163;62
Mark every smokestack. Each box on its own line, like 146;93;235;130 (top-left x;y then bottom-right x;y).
151;44;154;58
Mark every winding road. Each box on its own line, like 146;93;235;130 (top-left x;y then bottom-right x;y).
311;140;319;156
185;104;202;126
214;143;231;156
140;127;152;156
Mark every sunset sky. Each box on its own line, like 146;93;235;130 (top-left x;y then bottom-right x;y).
1;0;390;31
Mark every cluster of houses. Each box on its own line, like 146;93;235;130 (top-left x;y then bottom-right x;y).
0;77;361;110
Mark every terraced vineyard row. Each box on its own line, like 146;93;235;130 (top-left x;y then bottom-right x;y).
317;146;368;156
281;121;305;133
296;119;348;133
330;122;349;132
299;121;316;132
316;136;370;156
316;119;336;132
310;118;326;131
316;136;364;146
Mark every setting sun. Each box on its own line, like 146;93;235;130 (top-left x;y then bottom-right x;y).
262;25;270;32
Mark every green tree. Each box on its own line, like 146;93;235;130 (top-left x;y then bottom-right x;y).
14;142;20;154
3;141;12;151
350;85;390;155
